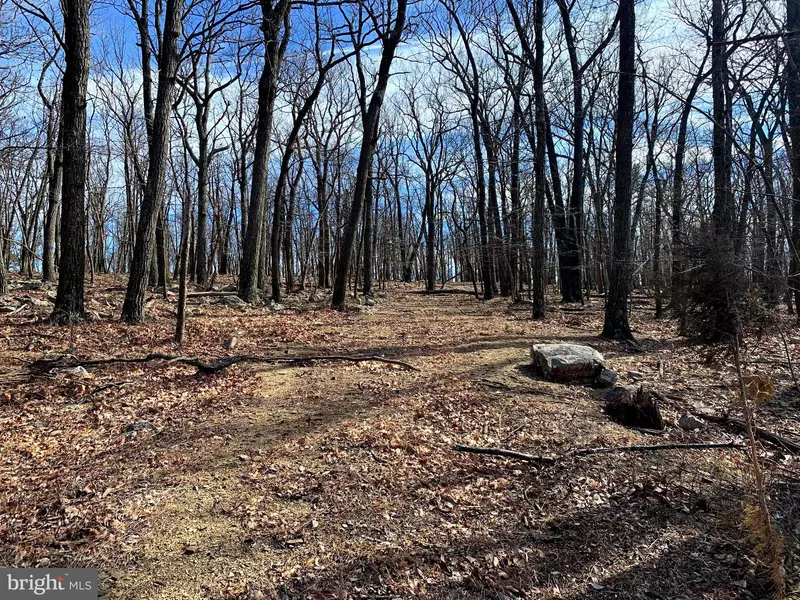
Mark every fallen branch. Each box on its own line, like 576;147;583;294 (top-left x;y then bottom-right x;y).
30;352;419;375
454;444;554;463
186;291;239;298
1;304;28;316
623;425;668;436
565;441;743;456
695;411;800;454
411;289;475;296
454;441;744;464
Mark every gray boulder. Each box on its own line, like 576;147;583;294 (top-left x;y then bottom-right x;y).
531;343;604;382
223;295;247;308
595;368;619;388
266;299;284;311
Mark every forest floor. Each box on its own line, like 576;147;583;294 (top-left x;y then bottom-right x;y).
0;276;799;600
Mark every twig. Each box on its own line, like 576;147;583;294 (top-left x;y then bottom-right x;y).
1;304;28;316
564;441;743;456
454;444;554;463
623;425;668;436
185;291;239;298
86;381;133;396
454;441;744;464
29;352;419;375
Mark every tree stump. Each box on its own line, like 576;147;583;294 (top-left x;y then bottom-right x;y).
603;385;665;430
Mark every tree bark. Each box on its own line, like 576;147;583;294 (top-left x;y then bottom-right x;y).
238;1;291;303
121;0;182;322
42;118;63;282
362;168;375;297
331;0;408;310
52;0;90;323
531;0;546;318
787;0;800;315
711;0;733;238
601;0;635;340
671;50;708;312
283;161;302;293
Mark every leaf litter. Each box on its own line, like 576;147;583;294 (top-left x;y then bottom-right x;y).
0;276;798;599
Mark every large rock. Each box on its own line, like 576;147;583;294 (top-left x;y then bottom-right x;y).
223;295;247;309
531;343;604;383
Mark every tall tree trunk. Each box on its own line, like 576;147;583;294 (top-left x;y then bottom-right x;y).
424;173;435;291
121;0;182;322
331;0;408;310
509;94;522;302
42;120;63;282
787;0;800;315
238;1;291;303
52;0;90;323
175;191;192;344
711;0;733;238
601;0;635;340
317;156;330;288
0;238;7;296
653;165;664;318
283;162;302;292
531;0;546;318
671;50;708;312
194;128;209;285
362;168;375;297
470;108;493;301
156;210;167;289
270;66;330;301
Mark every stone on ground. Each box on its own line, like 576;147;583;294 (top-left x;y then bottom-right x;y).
530;343;605;383
677;412;705;431
223;295;247;308
124;421;153;434
595;368;618;388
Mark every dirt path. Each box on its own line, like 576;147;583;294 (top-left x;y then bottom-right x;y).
1;280;798;599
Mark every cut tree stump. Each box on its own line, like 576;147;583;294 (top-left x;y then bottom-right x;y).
603;385;665;430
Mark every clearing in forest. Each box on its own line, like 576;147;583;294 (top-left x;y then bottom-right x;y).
1;279;798;599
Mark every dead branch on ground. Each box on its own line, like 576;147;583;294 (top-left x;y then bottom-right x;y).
454;441;744;464
28;352;419;375
695;411;800;454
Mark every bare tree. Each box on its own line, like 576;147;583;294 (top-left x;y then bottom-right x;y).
331;0;408;311
51;0;89;322
237;0;291;303
601;0;635;340
121;0;183;322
